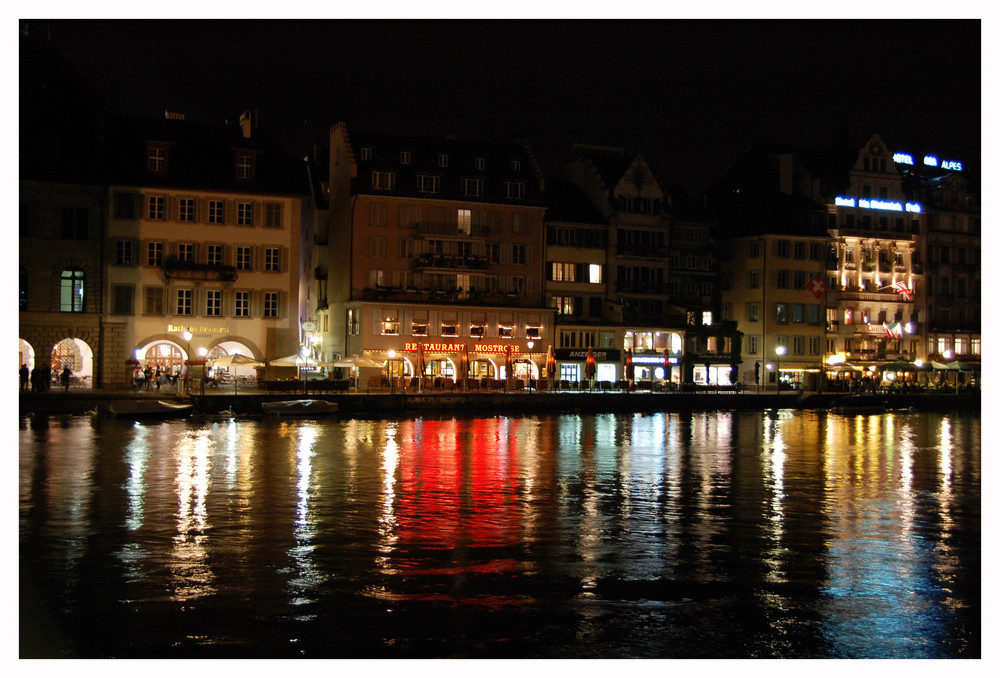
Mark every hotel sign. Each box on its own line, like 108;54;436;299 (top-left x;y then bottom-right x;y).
834;196;922;213
168;324;229;334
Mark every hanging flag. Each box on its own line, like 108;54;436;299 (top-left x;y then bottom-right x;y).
806;273;829;299
891;281;912;301
883;322;903;338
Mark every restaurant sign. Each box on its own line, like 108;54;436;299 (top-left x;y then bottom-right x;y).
403;342;522;354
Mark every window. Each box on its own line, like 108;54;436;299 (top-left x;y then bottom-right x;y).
400;151;411;164
552;262;575;282
487;242;501;264
810;243;822;260
525;326;541;339
747;271;760;288
369;202;388;226
793;271;806;289
512;244;527;265
776;270;789;288
589;264;602;284
360;147;372;161
147;145;167;172
236;154;254;179
115;240;134;265
475;156;486;170
793;336;805;355
809;304;821;324
59;269;85;312
775;302;788;323
793;241;806;259
176;288;192;315
179;198;196;222
263;292;279;318
457;209;472;234
809;337;820;355
368;236;386;258
441;323;458;336
112;284;133;315
264;247;281;272
144;286;164;315
114;191;137;219
177;243;194;262
265;203;283;228
209;200;225;224
793;304;805;323
748;334;760;355
511;160;521;171
207;244;223;266
749;240;762;258
438;153;449;167
236;246;253;271
417;175;440;193
381;317;399;335
372;171;397;190
60;207;90;239
411;322;428;336
237;202;254;226
504;181;526;199
399;205;420;227
461;178;483;196
498;325;513;338
235;291;250;318
205;289;222;316
369;269;385;287
148;196;165;220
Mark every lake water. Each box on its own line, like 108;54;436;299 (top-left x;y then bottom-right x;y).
18;408;980;658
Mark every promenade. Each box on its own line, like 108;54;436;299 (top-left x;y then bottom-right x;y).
17;383;980;418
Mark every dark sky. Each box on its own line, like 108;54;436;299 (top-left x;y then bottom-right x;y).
29;18;981;192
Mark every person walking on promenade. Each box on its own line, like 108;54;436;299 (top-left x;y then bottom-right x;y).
61;366;71;392
20;364;28;392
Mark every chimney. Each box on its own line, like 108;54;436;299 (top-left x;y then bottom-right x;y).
239;110;252;139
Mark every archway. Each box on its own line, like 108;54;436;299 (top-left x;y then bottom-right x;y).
206;340;262;382
51;337;94;386
19;338;35;371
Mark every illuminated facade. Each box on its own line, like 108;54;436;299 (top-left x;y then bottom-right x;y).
310;124;554;385
103;112;309;387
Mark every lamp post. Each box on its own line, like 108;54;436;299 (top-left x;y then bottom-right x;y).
197;347;207;395
388;349;398;395
775;345;786;391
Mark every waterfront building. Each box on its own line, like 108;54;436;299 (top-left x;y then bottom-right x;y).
713;146;830;390
309;124;555;387
557;145;687;386
19;30;108;387
824;135;926;374
103;111;310;387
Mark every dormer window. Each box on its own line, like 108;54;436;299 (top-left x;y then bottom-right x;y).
236;153;255;179
475;156;486;170
511;159;521;172
147;144;168;172
400;151;411;165
360;147;372;161
438;153;449;168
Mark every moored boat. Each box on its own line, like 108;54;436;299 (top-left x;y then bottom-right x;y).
261;399;339;417
108;400;194;419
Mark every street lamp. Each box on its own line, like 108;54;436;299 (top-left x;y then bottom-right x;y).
775;345;786;391
197;347;207;395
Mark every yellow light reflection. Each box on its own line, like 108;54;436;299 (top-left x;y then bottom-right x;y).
170;430;215;602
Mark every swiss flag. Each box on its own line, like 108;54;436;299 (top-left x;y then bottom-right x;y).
806;273;829;299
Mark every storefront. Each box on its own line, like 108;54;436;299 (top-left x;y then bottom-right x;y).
367;340;548;386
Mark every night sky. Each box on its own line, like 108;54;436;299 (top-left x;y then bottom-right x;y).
25;18;981;192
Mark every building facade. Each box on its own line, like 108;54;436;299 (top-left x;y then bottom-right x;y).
310;124;555;386
103;112;309;387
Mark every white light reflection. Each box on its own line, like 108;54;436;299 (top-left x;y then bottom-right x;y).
761;412;787;583
287;423;326;607
375;421;400;572
937;417;954;534
169;430;216;601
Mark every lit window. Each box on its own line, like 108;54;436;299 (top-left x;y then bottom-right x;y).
702;311;713;326
588;264;602;284
60;269;85;312
498;325;513;338
381;318;399;335
457;209;472;234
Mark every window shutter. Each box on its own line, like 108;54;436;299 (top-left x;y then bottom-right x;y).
281;247;289;274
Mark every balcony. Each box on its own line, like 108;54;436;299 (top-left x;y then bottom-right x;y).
162;256;237;282
360;285;538;308
833;289;911;303
416;222;490;238
412;253;489;271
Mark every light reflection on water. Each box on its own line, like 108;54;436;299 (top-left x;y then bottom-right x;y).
19;409;980;658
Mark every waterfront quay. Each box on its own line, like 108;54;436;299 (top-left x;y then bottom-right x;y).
18;385;980;418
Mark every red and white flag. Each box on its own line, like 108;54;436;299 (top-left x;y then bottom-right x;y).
891;281;912;301
806;273;829;299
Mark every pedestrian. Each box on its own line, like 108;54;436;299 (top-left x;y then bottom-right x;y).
61;366;71;391
19;364;28;392
155;366;162;390
42;365;51;391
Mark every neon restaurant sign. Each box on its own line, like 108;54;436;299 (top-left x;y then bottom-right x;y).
834;196;922;213
892;152;963;172
402;342;522;355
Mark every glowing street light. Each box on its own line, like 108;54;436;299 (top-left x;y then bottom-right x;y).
775;345;786;391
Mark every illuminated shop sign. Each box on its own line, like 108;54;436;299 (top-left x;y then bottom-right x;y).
893;151;962;171
402;342;522;354
834;196;922;213
556;349;622;361
632;355;670;365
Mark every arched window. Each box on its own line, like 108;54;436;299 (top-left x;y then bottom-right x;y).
60;269;85;312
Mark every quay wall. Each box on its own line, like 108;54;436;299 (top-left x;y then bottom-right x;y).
18;390;981;418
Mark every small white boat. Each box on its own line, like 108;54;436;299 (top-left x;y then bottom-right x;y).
109;400;194;419
261;399;339;417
